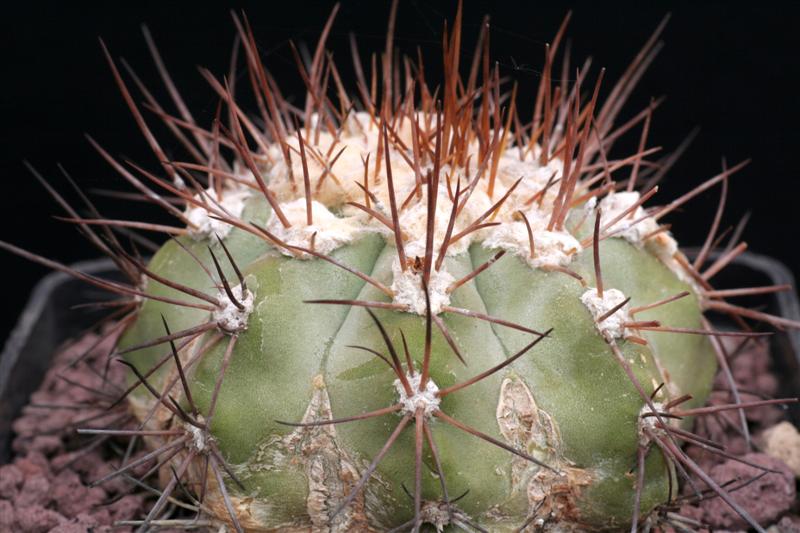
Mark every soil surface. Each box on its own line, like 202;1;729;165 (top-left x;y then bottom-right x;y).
678;338;800;532
1;330;798;532
1;327;183;533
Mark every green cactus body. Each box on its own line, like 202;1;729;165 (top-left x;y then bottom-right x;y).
117;105;717;531
6;4;797;532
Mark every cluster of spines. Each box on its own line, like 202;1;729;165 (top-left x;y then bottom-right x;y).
3;1;800;531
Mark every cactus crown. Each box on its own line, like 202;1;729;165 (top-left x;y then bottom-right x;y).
4;3;799;532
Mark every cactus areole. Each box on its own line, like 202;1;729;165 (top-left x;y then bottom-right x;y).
7;4;800;533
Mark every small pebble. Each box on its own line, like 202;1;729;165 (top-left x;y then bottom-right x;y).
761;421;800;477
0;463;23;498
14;504;65;533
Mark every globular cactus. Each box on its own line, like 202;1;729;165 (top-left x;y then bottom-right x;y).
5;4;799;532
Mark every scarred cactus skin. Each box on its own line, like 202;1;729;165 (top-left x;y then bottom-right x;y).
7;5;799;533
121;192;715;530
113;69;726;528
115;10;720;531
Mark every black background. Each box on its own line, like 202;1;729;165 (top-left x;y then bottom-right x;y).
2;1;799;343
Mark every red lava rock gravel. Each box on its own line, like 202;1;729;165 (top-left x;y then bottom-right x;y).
0;328;151;533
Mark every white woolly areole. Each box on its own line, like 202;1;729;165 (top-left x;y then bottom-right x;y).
266;198;362;257
187;423;207;452
580;287;631;340
185;186;251;240
597;191;693;286
397;186;492;257
598;191;658;246
213;283;254;333
261;113;579;265
390;249;454;315
395;373;441;416
133;274;149;305
600;191;683;264
497;149;565;206
266;112;415;206
483;208;582;269
638;402;666;445
583;196;598;215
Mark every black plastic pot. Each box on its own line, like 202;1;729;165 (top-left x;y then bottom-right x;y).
1;253;798;463
0;258;124;463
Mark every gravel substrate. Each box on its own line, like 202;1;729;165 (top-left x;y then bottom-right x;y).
679;338;799;532
1;327;156;532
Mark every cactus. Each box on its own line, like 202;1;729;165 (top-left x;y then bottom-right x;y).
4;4;799;532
